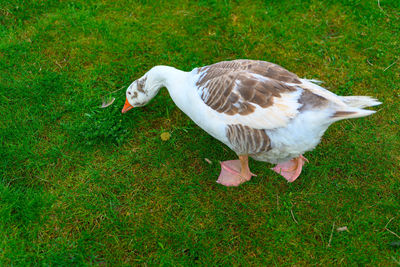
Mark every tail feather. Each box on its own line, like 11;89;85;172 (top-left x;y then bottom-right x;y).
332;108;376;121
332;96;381;121
341;96;381;108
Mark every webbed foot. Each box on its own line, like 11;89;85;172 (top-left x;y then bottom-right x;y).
217;157;256;187
272;155;308;182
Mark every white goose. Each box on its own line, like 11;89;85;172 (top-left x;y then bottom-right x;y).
122;60;380;186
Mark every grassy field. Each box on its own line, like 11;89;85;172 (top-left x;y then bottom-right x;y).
1;0;399;265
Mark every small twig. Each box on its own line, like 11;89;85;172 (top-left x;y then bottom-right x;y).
290;209;298;224
328;222;335;247
383;59;398;72
387;228;400;239
377;0;383;11
384;217;400;239
329;35;344;39
392;256;400;266
110;86;126;94
377;0;390;16
385;217;395;229
367;59;373;66
54;60;63;69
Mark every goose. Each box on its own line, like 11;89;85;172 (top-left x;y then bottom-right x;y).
122;60;381;186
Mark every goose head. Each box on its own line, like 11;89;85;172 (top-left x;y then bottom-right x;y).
122;74;162;113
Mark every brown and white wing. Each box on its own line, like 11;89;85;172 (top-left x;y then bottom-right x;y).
196;59;301;84
195;63;303;130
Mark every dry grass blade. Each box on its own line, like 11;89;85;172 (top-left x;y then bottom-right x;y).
328;222;335;247
290;209;299;224
383;59;398;72
384;217;400;239
392;256;400;265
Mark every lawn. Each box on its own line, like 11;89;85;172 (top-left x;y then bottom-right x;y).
1;0;399;265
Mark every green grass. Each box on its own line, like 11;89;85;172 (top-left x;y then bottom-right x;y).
1;0;399;265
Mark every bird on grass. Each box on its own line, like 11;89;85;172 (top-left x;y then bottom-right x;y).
122;60;381;186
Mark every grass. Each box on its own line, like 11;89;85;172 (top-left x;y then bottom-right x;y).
1;0;399;265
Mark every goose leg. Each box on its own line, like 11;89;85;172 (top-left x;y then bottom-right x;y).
272;155;308;182
216;155;256;187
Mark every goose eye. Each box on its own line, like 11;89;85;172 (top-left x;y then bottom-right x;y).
128;92;131;95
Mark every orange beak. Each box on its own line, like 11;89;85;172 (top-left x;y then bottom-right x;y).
121;97;133;113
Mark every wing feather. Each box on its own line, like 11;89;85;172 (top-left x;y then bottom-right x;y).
195;60;303;130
